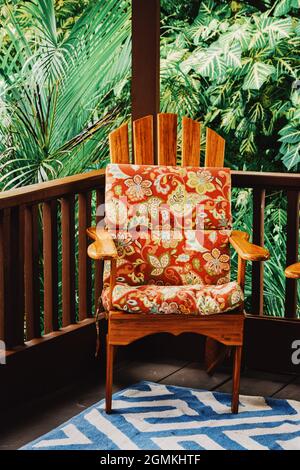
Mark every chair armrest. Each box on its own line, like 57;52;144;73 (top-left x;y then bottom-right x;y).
86;227;118;260
285;262;300;279
229;230;270;262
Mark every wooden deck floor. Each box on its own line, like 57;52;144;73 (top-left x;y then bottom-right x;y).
1;358;299;450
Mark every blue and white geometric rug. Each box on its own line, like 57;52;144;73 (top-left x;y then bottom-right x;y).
21;381;300;450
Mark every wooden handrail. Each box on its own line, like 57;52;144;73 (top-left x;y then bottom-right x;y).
231;170;300;190
0;170;105;209
0;169;299;210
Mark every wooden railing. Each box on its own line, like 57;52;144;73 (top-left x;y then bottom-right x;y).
232;171;300;319
0;170;105;350
0;169;299;394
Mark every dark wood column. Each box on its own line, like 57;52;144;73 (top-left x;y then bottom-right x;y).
132;0;160;159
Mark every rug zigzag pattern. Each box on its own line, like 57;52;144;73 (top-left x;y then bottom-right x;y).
22;381;300;450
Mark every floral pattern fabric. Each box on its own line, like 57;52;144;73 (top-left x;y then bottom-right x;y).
105;164;232;233
103;229;231;287
102;281;243;315
101;163;243;315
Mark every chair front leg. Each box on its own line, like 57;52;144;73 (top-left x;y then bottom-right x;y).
106;335;114;414
231;345;242;414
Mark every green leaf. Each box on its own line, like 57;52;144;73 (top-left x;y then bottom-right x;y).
194;44;225;79
223;41;242;68
266;18;293;46
242;61;275;90
249;17;292;49
281;144;300;169
219;22;252;51
274;0;292;17
278;126;300;143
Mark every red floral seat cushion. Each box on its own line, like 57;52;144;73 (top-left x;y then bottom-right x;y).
102;281;243;315
101;163;243;315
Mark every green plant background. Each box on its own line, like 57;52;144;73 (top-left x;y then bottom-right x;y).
0;0;299;321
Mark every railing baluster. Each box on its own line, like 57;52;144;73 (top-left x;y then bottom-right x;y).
61;195;76;326
78;192;92;320
24;205;41;340
285;190;300;319
0;208;24;347
251;189;266;315
0;210;4;341
94;189;104;311
43;200;59;333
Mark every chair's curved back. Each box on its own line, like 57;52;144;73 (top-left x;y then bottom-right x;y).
104;115;230;290
109;114;225;168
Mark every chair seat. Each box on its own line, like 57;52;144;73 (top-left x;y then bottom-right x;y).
102;281;243;315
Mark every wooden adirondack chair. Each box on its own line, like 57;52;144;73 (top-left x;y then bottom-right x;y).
87;113;270;414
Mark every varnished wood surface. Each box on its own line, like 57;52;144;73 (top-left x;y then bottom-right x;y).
205;127;225;167
133;115;154;164
230;231;270;261
108;311;244;347
231;346;242;413
106;337;114;414
86;227;118;260
0;170;105;210
285;262;300;279
157;113;178;165
109;123;130;164
131;0;160;130
182;117;201;167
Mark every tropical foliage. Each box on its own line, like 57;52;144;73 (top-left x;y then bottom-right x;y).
161;0;300;171
0;0;131;189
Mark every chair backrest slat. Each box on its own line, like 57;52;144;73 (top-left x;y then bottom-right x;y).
133;115;154;165
182;116;201;167
109;123;130;164
157;113;177;166
205;127;225;167
108;115;225;169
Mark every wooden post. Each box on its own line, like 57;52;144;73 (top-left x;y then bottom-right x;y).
132;0;160;161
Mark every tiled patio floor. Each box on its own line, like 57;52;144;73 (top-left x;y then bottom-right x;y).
1;358;299;450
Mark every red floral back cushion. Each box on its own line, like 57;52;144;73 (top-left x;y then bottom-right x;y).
104;164;232;287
